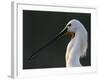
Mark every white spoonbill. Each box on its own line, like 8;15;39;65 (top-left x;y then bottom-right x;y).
65;19;88;67
29;19;88;68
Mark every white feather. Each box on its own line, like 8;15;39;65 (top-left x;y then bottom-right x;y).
65;19;88;67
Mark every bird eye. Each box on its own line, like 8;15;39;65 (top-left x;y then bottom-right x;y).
67;24;71;27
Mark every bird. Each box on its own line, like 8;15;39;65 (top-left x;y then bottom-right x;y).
65;19;88;67
28;19;88;68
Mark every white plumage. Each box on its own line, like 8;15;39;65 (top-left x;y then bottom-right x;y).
65;19;88;67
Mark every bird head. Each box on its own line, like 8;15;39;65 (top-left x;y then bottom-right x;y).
57;19;87;39
66;19;87;35
66;19;81;33
56;19;79;39
57;19;81;39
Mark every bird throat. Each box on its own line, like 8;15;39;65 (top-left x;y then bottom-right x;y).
66;32;75;39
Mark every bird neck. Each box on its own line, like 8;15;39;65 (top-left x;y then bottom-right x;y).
74;31;82;39
72;53;81;67
66;50;81;67
66;31;82;67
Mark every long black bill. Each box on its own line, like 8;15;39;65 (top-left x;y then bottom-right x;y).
28;27;68;61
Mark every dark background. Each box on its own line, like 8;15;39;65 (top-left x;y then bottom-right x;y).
23;10;91;69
